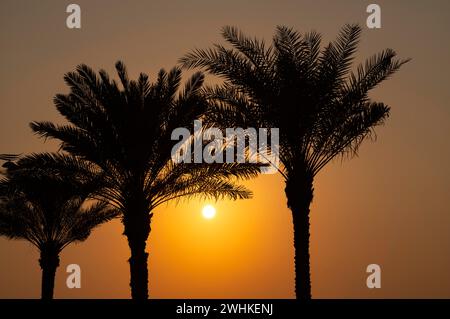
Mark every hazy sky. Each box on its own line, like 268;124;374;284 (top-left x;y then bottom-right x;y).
1;0;449;298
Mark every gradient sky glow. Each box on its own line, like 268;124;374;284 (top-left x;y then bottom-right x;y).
1;0;449;298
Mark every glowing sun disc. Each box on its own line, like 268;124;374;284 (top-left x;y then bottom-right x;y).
202;205;216;219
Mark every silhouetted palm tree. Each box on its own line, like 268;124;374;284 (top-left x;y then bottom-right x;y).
180;24;409;299
0;154;118;299
30;62;261;299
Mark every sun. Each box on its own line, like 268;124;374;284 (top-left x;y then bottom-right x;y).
202;204;216;219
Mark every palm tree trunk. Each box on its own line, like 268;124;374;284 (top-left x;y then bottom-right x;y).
285;171;314;300
39;245;60;300
123;204;152;300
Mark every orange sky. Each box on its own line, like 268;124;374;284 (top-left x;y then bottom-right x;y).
1;0;450;298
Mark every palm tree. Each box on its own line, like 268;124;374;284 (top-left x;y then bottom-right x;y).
180;24;409;299
0;154;118;299
30;62;261;299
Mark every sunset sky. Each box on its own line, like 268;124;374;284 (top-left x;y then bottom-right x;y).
1;0;449;298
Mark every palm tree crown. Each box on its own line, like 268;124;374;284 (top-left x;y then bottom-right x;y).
31;62;259;211
181;24;409;178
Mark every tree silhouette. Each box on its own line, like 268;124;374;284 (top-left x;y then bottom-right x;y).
180;24;409;299
30;62;261;299
0;154;118;299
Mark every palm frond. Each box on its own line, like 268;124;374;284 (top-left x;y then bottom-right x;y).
62;201;119;246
